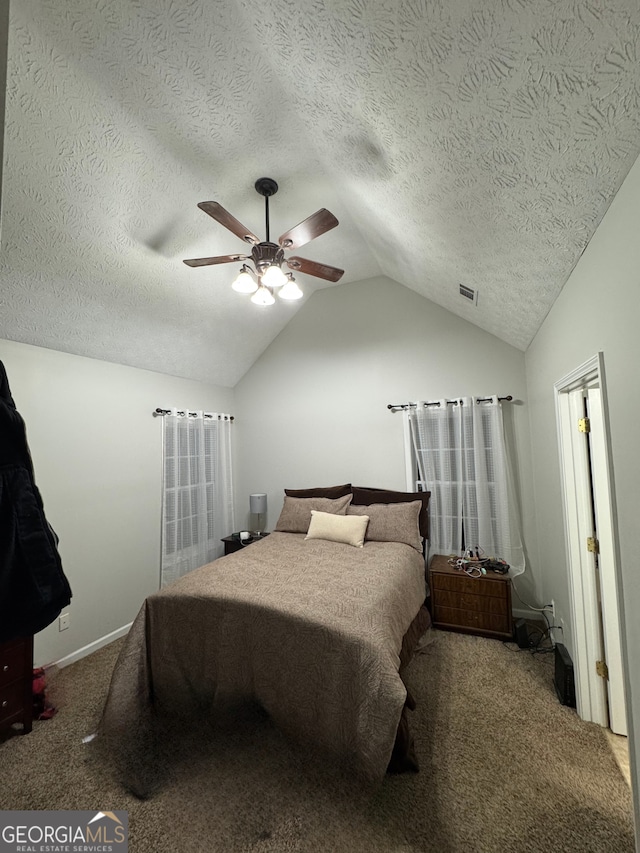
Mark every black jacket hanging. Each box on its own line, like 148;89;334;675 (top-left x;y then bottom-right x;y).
0;360;72;644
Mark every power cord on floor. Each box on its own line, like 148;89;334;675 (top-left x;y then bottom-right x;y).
529;609;555;655
509;581;557;654
503;609;555;655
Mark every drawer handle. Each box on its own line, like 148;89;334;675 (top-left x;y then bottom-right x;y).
1;700;8;708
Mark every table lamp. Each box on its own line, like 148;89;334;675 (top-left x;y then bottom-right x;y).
249;493;267;535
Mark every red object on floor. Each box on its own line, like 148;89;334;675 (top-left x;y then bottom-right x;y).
32;667;57;720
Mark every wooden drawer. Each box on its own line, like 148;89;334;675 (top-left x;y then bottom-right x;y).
0;635;33;735
0;679;26;727
0;638;29;690
434;589;508;616
432;604;511;636
430;571;506;598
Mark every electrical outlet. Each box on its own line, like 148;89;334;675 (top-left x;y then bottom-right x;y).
548;599;555;619
59;612;70;631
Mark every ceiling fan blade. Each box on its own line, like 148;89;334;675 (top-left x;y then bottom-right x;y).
183;253;248;268
197;202;260;245
278;209;339;250
286;256;344;282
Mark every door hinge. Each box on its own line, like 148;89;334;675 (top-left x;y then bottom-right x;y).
587;536;599;554
578;416;591;433
596;660;609;680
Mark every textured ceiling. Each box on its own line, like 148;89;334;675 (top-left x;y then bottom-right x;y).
2;0;640;386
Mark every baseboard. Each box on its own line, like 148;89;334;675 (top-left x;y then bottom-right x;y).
49;623;132;670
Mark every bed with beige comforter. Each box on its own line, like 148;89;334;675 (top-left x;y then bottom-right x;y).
97;531;428;792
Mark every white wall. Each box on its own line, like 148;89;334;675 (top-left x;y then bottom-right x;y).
234;276;537;590
0;339;234;667
525;154;640;840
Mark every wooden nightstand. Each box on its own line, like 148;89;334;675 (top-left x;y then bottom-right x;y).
222;533;270;556
429;554;513;640
0;635;33;735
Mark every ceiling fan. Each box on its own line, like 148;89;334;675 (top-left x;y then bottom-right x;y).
183;178;344;305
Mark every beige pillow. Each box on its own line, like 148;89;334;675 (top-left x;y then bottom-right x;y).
275;494;352;533
305;510;369;548
347;501;422;552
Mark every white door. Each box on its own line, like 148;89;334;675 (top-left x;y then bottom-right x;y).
556;358;627;737
586;387;627;735
561;387;608;727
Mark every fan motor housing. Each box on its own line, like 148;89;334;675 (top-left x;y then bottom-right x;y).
251;242;284;272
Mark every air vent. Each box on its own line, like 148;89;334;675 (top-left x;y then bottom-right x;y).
459;284;477;304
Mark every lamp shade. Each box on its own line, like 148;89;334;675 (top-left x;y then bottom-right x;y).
261;265;287;287
251;285;275;306
279;278;303;300
231;268;258;293
250;493;267;515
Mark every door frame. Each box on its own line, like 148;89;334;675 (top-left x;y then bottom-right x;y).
554;352;629;734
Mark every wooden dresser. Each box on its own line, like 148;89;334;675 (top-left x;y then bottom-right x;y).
429;554;513;640
0;635;33;735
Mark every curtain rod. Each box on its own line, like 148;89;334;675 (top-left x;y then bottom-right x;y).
387;395;512;413
153;408;234;421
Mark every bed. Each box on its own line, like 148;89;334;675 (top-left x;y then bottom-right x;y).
96;485;431;794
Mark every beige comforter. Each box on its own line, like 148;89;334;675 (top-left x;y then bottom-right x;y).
98;532;426;788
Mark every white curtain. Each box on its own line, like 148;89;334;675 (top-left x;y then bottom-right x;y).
409;396;524;575
161;410;235;588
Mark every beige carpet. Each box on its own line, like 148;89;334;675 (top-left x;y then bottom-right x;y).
0;629;634;853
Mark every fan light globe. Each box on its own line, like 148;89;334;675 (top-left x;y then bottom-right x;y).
251;285;275;306
279;278;303;300
231;268;258;293
261;264;287;288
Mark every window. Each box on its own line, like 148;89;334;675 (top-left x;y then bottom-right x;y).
161;410;234;587
408;396;524;574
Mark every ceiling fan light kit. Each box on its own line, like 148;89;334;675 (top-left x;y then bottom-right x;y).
250;285;275;306
184;178;344;306
231;266;258;293
279;276;303;300
261;263;287;288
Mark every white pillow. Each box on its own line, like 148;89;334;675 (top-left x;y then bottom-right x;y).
305;510;369;548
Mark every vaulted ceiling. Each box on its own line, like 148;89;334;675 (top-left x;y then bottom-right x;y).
2;0;640;386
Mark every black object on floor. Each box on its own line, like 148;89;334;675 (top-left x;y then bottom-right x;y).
554;643;576;708
514;618;530;649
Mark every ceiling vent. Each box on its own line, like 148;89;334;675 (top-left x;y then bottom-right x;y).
459;284;477;304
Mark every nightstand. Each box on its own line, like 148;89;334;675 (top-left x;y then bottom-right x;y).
429;554;513;640
222;533;270;556
0;635;33;735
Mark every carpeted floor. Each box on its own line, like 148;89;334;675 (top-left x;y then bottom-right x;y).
0;629;634;852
